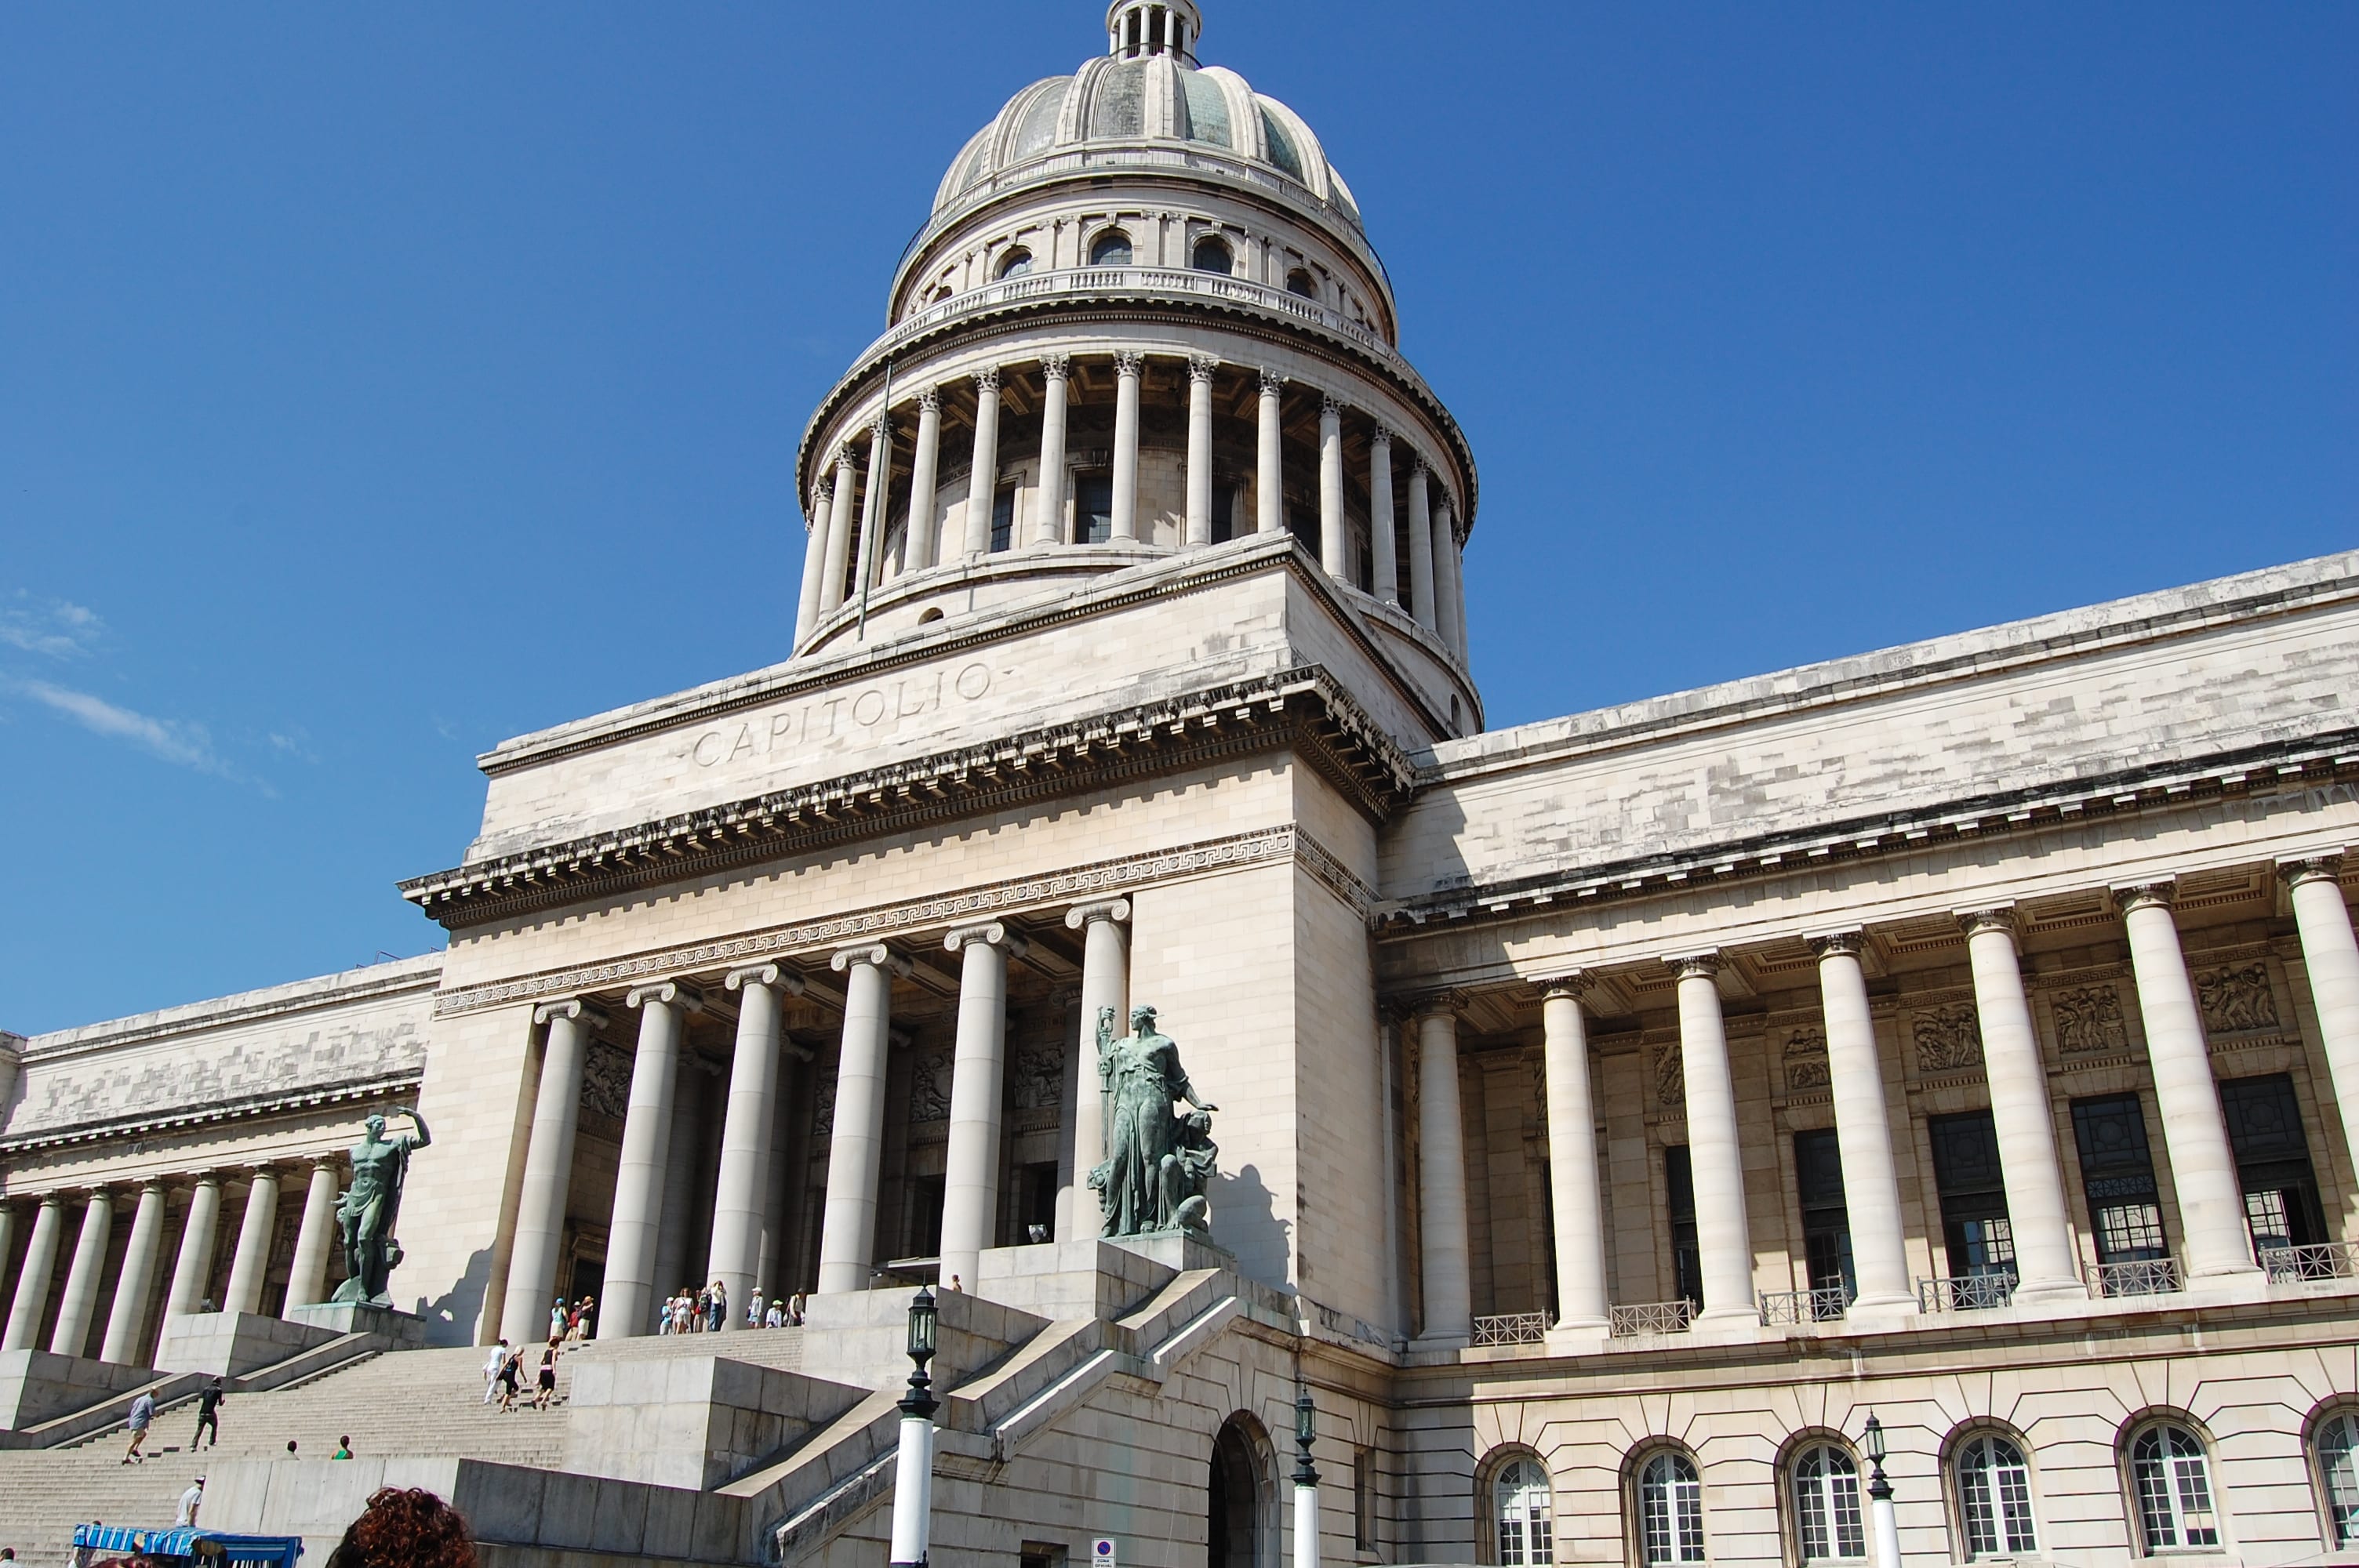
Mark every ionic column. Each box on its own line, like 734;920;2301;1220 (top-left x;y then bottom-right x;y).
855;414;893;594
284;1157;341;1313
1414;1002;1473;1342
1369;424;1398;605
1405;459;1437;630
820;446;860;615
1667;956;1756;1328
1032;359;1069;546
2;1196;66;1351
600;982;698;1338
817;943;911;1294
1317;395;1346;581
758;1035;812;1296
905;390;943;571
100;1181;169;1363
794;477;832;644
2284;857;2359;1171
941;923;1028;1288
1185;354;1219;547
2117;884;2264;1281
1061;899;1132;1240
1959;909;2084;1305
1809;933;1913;1316
1539;979;1608;1331
222;1167;282;1317
1434;495;1465;660
51;1190;115;1357
1110;353;1143;542
501;999;605;1345
963;367;1004;557
163;1175;223;1324
1256;368;1285;535
0;1207;14;1333
652;1058;708;1313
711;966;804;1329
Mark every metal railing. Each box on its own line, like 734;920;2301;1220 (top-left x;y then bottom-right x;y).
2086;1258;2185;1298
2260;1241;2359;1282
1609;1300;1697;1337
1471;1312;1549;1348
1758;1286;1852;1326
1917;1272;2017;1312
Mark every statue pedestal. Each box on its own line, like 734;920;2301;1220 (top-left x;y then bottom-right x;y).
286;1301;428;1349
1108;1229;1235;1276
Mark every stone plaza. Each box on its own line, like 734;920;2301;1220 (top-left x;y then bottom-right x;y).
5;4;2359;1565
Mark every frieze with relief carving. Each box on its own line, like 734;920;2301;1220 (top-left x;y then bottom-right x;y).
2050;984;2128;1056
1913;1005;1983;1073
580;1040;634;1124
1783;1026;1830;1092
908;1046;954;1124
1651;1040;1685;1108
2197;962;2279;1035
1008;1040;1064;1112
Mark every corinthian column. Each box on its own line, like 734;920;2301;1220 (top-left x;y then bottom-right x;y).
965;367;1004;557
2;1196;66;1352
817;943;911;1294
163;1175;222;1324
51;1190;114;1357
284;1158;342;1312
855;414;894;594
1809;933;1913;1316
100;1181;168;1364
941;923;1028;1288
1406;459;1436;630
1317;395;1346;581
2284;856;2359;1172
223;1168;282;1316
2117;884;2264;1282
1669;955;1756;1329
1434;495;1464;659
1369;424;1398;604
1033;360;1069;546
820;446;859;615
794;475;832;645
1256;368;1285;535
1539;980;1608;1331
501;999;605;1345
903;390;943;571
711;966;802;1329
1959;909;2083;1306
1110;353;1143;542
1185;354;1219;547
1414;1002;1473;1343
1061;900;1131;1240
600;984;697;1338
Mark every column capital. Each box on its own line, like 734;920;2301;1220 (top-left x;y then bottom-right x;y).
1957;906;2020;943
2281;852;2347;889
1187;353;1220;383
1065;898;1132;929
1400;988;1466;1022
1664;951;1721;982
725;963;806;996
1807;929;1867;960
1038;353;1070;383
972;365;1001;395
1411;453;1430;477
831;942;914;978
626;981;706;1013
1319;392;1341;419
1531;971;1595;1000
534;997;611;1029
1369;423;1392;447
946;920;1030;957
835;443;860;471
2112;882;2177;916
916;385;942;413
1112;350;1144;378
1257;366;1285;396
304;1152;342;1173
870;411;893;443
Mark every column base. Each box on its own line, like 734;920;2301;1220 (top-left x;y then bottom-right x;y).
2007;1276;2092;1311
1691;1305;1761;1333
1844;1290;1919;1325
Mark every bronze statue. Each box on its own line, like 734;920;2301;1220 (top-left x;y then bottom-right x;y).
1089;1004;1218;1236
329;1106;431;1306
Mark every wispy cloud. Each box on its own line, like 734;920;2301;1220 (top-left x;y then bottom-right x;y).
5;677;256;786
0;595;104;659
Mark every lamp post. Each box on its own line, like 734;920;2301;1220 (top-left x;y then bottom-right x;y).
888;1287;940;1568
1863;1413;1900;1568
1293;1382;1321;1568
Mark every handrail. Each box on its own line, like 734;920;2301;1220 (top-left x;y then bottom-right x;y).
1608;1300;1696;1337
2260;1241;2359;1282
1917;1272;2017;1312
1471;1312;1548;1348
1758;1285;1852;1326
2085;1257;2184;1298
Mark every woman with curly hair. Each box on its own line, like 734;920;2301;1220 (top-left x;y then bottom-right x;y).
325;1486;477;1568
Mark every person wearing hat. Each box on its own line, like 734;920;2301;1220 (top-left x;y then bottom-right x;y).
175;1476;205;1527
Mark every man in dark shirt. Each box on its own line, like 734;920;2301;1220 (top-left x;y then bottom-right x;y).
191;1377;224;1450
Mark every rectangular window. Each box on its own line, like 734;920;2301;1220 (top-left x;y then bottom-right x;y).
2070;1094;2170;1264
1665;1146;1702;1309
990;485;1016;552
1076;473;1114;543
1928;1110;2017;1282
907;1174;946;1260
1017;1160;1059;1244
1354;1448;1375;1551
1212;481;1237;544
2220;1073;2328;1253
1794;1128;1856;1300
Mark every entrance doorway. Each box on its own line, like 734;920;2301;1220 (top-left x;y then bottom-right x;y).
1209;1412;1271;1568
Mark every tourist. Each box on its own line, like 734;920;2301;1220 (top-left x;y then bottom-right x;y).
570;1296;594;1341
322;1484;478;1568
788;1291;805;1326
947;1274;963;1293
121;1388;155;1465
333;1436;354;1460
547;1298;566;1341
175;1476;204;1527
286;1440;300;1457
480;1338;509;1403
763;1297;785;1329
191;1376;224;1449
496;1345;522;1413
705;1279;728;1333
745;1292;764;1329
533;1340;559;1410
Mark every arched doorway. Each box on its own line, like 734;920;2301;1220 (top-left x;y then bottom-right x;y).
1209;1412;1273;1568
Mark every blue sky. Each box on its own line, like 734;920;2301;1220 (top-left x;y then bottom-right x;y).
1;2;2350;1034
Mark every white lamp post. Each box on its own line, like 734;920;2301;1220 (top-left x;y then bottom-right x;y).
1864;1413;1901;1568
1293;1383;1321;1568
888;1287;940;1568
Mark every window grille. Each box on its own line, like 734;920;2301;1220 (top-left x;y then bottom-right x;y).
2317;1412;2359;1547
1496;1457;1554;1566
1956;1434;2038;1558
1638;1451;1705;1565
1793;1443;1866;1562
2131;1425;2219;1552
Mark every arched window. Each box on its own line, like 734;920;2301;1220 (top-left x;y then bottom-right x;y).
2130;1423;2219;1552
1192;235;1234;275
1285;267;1317;299
997;248;1033;280
1955;1434;2038;1559
2314;1411;2359;1547
1792;1443;1866;1563
1637;1451;1705;1566
1494;1457;1553;1566
1089;230;1134;267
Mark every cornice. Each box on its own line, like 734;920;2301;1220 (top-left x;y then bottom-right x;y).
405;669;1408;931
23;959;442;1062
0;1071;423;1157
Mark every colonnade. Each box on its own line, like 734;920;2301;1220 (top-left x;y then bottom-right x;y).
1410;858;2359;1341
794;351;1469;660
496;901;1135;1343
0;1154;347;1367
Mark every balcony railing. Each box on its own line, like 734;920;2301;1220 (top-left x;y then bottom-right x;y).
1918;1272;2018;1312
1609;1300;1697;1338
2260;1241;2359;1282
1759;1285;1853;1326
1471;1312;1549;1348
2086;1258;2185;1298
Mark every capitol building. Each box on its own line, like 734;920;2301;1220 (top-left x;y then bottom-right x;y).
5;5;2359;1566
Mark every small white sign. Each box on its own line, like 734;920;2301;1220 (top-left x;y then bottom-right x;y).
1092;1539;1118;1568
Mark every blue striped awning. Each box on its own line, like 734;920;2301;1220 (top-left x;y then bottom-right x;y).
70;1524;302;1565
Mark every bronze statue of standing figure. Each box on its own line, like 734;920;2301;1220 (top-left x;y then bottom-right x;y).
1089;1004;1219;1237
329;1106;431;1306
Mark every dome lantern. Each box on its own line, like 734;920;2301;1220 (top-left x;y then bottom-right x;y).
1107;0;1201;64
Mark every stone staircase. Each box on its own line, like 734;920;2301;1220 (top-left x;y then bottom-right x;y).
0;1345;577;1566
